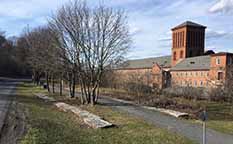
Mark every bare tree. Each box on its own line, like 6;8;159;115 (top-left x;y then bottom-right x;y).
49;0;131;104
23;26;63;93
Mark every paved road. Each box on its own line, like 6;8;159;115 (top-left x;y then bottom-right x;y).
0;78;18;133
97;96;233;144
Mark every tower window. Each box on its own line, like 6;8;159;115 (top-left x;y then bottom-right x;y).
177;32;180;48
182;32;184;47
180;50;184;58
173;52;177;60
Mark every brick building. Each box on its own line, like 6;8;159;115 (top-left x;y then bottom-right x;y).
117;21;233;89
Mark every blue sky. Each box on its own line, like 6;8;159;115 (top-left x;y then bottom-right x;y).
1;0;233;59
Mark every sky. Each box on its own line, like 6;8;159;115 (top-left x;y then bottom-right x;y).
0;0;233;59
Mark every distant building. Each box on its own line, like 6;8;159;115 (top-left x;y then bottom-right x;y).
117;21;233;89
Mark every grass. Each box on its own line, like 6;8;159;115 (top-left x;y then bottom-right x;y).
197;101;233;135
16;83;195;144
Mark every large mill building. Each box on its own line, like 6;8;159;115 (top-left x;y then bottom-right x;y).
117;21;233;89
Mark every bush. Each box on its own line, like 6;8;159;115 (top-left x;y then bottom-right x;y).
163;87;207;100
208;87;233;102
126;82;153;94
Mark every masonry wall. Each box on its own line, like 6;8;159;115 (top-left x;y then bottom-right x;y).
172;27;187;66
115;65;166;89
222;54;233;86
171;70;210;88
151;64;164;89
115;68;153;87
208;54;233;87
171;26;205;67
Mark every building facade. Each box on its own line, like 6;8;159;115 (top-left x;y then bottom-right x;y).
117;21;233;89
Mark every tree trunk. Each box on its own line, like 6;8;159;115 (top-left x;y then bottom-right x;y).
46;73;50;92
69;79;73;98
80;80;85;104
72;72;76;98
95;83;100;103
91;89;95;105
137;92;140;104
52;74;55;93
81;78;89;104
60;78;63;96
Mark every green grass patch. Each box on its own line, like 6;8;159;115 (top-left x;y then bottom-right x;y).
16;83;196;144
198;101;233;135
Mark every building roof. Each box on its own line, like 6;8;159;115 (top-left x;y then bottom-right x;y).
119;56;171;69
171;55;211;71
211;52;233;56
172;21;206;30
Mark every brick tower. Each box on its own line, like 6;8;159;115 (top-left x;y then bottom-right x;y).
171;21;206;66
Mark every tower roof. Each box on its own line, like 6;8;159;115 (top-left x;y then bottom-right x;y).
172;21;206;30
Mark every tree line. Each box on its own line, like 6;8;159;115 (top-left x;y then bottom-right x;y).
0;33;31;77
13;0;131;105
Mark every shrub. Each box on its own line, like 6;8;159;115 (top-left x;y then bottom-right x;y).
208;87;233;102
162;87;206;100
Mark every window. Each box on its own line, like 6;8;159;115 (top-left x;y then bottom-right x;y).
200;81;203;86
228;57;232;65
194;81;197;86
180;50;184;58
173;52;177;60
196;72;198;76
216;57;221;65
173;33;175;48
217;72;223;80
207;72;209;77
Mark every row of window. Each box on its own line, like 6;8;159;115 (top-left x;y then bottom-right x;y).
174;71;209;77
177;80;208;87
173;31;185;48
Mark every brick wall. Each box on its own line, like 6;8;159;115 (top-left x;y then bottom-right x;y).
171;70;210;87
